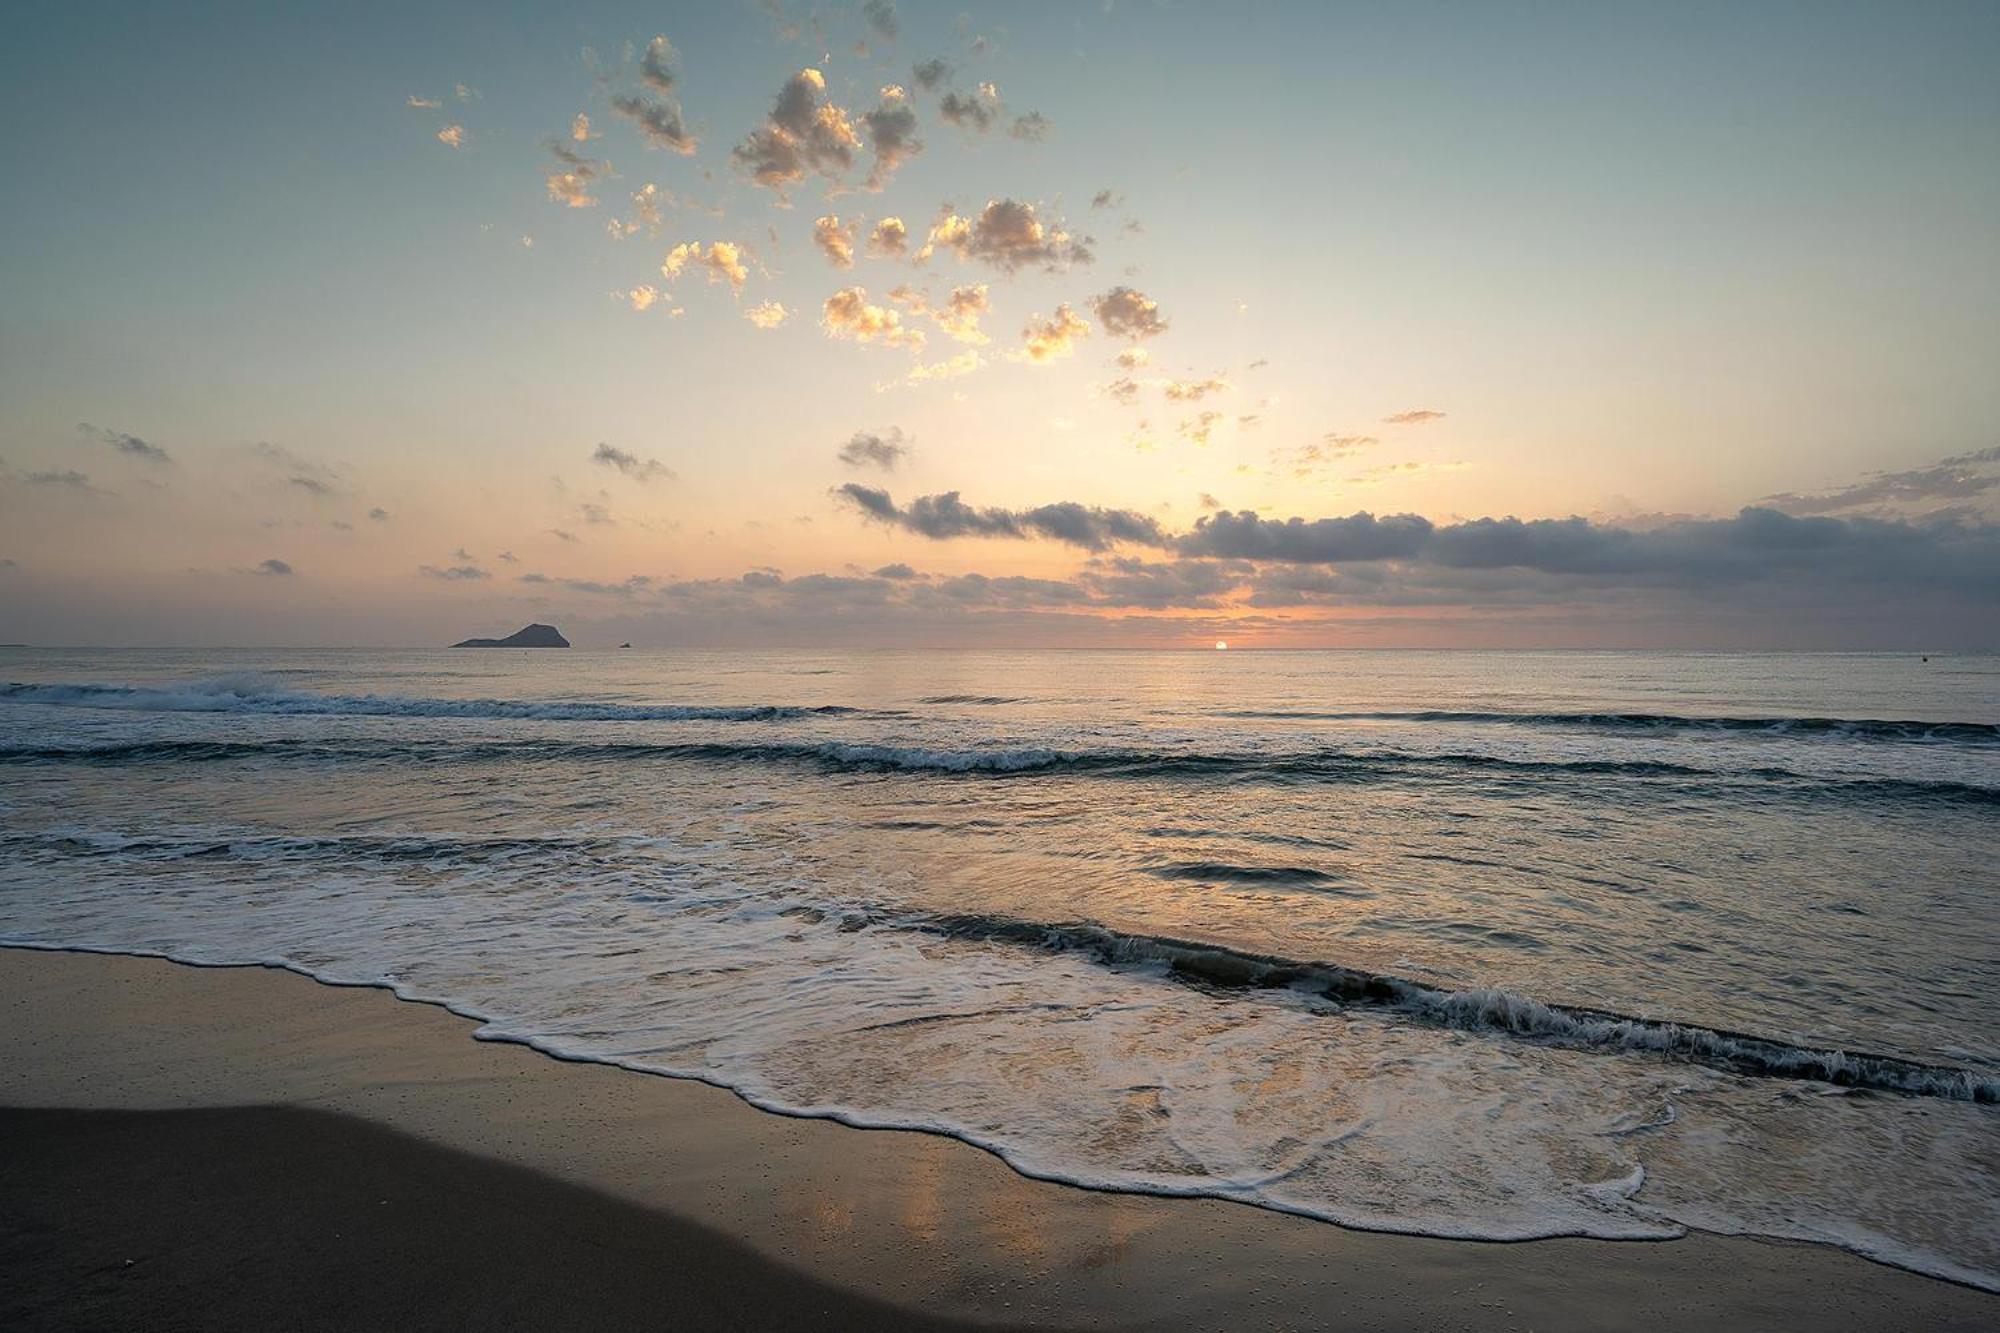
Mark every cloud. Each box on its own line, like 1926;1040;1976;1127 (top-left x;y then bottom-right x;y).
1009;111;1051;142
256;558;294;576
1757;447;2000;518
1180;510;1434;563
628;183;669;232
626;284;662;311
1178;410;1224;445
455;84;479;103
545;142;606;208
1383;409;1445;425
1090;189;1121;209
1101;376;1141;405
1172;504;2000;608
77;423;171;463
250;442;343;498
592;443;675;482
638;34;679;91
838;429;910;470
861;86;922;188
823;286;924;349
837;485;1164;551
407;95;442;110
939;82;1001;133
571;113;594;141
916;199;1090;273
436;125;468;149
1116;347;1149;369
873;562;918;579
368;507;390;522
863;0;898;39
1164;376;1228;401
419;564;491;581
1090;286;1167;341
745;300;790;329
813;214;856;267
732;68;862;195
890;349;983;388
1276;434;1377;477
25;469;98;491
868;217;909;256
912;58;951;91
662;240;749;292
888;283;989;343
1019;304;1090;363
611;92;698;155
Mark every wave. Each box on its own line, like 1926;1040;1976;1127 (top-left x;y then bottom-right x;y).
5;735;1992;804
1220;708;1999;744
919;694;1031;705
900;912;2000;1104
13;815;1993;1103
0;677;854;723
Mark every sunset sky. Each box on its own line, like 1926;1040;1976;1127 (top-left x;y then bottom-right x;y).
2;0;1996;648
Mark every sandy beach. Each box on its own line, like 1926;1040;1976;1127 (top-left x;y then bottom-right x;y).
2;946;1992;1331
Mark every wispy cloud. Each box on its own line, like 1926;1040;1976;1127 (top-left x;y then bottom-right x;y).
591;443;675;482
78;422;171;463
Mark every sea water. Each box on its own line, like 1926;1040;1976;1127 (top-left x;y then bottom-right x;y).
1;649;1994;1285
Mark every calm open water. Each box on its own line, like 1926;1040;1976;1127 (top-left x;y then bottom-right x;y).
2;649;1995;1285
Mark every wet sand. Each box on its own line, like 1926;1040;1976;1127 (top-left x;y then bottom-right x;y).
2;946;1993;1331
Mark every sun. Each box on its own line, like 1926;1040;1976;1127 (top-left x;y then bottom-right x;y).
1215;640;1228;651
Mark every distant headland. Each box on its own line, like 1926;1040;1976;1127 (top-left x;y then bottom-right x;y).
451;624;570;648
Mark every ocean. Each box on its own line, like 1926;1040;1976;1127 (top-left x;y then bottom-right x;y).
2;648;1995;1287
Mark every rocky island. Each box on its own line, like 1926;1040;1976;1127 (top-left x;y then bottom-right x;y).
450;623;570;648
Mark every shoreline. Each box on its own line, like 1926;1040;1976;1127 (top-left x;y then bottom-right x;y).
3;945;1994;1330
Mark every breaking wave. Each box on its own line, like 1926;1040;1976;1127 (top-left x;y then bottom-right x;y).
898;912;2000;1103
1221;709;1999;744
3;734;1991;805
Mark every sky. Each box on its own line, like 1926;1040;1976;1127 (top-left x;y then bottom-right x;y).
2;0;1997;649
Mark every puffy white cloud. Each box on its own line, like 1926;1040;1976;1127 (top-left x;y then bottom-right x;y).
733;68;863;195
813;214;856;268
1090;286;1167;341
745;301;790;329
868;216;909;256
823;286;925;349
638;35;679;91
662;241;750;292
436;125;467;148
861;85;922;189
916;199;1090;273
888;283;989;343
1019;304;1089;363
